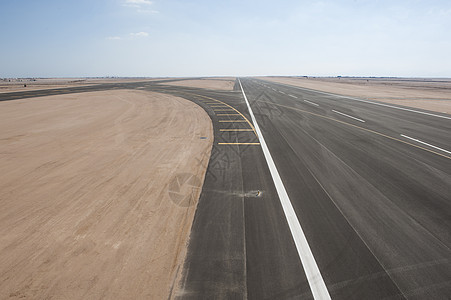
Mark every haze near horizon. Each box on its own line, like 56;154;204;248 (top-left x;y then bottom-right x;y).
1;0;450;78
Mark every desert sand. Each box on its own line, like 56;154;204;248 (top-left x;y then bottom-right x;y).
261;77;451;114
0;90;212;299
160;78;236;91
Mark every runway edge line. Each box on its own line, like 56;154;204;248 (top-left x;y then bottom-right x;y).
238;79;331;300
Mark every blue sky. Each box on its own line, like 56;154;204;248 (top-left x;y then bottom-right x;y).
1;0;450;77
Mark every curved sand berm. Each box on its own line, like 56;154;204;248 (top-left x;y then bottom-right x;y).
0;90;213;299
160;78;236;91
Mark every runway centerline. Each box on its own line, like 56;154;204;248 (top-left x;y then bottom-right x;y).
238;78;331;300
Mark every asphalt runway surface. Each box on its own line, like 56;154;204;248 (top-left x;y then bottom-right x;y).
2;78;450;299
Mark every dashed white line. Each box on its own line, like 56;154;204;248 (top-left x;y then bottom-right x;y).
289;94;298;98
401;135;451;155
332;110;365;122
280;91;286;95
265;80;451;120
304;100;319;107
238;78;331;300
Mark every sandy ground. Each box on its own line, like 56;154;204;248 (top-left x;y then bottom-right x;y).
261;77;451;114
0;78;166;94
160;78;236;91
0;90;213;299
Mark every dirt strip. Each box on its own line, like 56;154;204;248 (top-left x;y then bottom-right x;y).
160;78;236;91
0;90;212;299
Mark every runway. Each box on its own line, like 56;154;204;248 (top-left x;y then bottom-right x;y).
1;78;450;299
176;78;451;299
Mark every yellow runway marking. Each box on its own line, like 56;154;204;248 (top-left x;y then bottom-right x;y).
218;143;261;145
261;100;451;160
219;120;247;122
220;129;254;131
178;92;258;137
213;109;235;111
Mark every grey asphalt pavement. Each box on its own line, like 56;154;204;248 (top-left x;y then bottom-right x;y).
178;78;451;299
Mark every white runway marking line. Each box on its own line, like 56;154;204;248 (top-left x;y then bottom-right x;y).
280;91;286;95
332;110;365;122
401;135;451;155
238;79;331;300
304;100;319;107
268;80;451;120
289;94;298;98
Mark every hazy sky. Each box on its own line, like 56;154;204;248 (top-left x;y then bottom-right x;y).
1;0;450;77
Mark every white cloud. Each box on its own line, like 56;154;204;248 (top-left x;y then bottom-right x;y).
130;32;149;37
125;0;152;4
137;9;159;14
106;32;149;40
123;0;153;8
123;0;157;13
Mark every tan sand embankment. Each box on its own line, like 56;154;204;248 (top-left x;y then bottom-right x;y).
0;90;213;299
261;77;451;114
160;78;236;91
